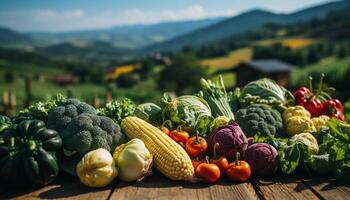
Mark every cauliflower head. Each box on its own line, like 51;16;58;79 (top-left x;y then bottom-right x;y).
282;106;311;121
47;98;96;132
312;115;330;132
285;116;316;136
290;132;319;154
235;104;283;137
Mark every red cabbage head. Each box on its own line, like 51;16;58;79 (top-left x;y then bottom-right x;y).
208;122;248;160
244;143;278;176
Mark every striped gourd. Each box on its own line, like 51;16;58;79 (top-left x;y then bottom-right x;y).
121;116;195;182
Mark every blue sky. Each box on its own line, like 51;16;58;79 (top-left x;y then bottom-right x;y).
0;0;336;32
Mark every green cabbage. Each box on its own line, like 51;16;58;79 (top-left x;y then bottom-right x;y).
239;78;294;109
161;94;212;136
134;103;162;126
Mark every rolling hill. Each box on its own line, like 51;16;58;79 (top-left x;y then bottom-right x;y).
145;0;350;52
0;27;31;43
29;17;224;49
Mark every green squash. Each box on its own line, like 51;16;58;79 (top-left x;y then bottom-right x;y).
0;120;62;186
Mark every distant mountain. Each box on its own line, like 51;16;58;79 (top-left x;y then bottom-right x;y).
29;17;224;49
36;41;133;65
0;27;31;43
145;1;350;52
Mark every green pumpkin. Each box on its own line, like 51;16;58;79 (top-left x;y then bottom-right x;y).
0;120;62;186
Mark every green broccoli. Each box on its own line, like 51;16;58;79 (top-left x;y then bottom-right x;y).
47;98;96;132
236;104;283;137
59;113;127;175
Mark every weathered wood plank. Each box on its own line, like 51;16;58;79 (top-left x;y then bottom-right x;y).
0;175;113;200
251;176;320;200
110;172;258;200
302;177;350;200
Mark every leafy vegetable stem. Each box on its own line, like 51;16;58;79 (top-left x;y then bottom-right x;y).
213;143;219;157
308;77;313;93
205;156;210;164
235;152;241;166
195;131;200;144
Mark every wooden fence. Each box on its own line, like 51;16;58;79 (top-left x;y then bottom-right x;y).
0;78;113;117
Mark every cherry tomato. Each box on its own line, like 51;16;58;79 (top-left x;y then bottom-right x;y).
169;130;190;144
210;143;229;174
161;127;170;135
226;153;251;182
211;157;229;174
191;159;205;169
196;161;221;183
185;132;207;157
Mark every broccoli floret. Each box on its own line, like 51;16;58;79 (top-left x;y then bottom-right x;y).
58;113;127;175
236;104;283;137
47;98;96;132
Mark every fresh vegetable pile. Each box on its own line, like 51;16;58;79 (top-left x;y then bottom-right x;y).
0;74;349;188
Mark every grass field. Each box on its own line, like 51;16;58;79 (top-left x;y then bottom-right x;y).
291;57;350;87
282;38;313;49
255;37;314;49
0;60;63;77
201;47;253;70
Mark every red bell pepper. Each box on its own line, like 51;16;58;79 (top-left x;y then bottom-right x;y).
323;99;345;121
293;87;324;117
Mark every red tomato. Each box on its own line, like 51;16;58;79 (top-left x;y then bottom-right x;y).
161;127;170;135
185;133;207;157
169;130;190;144
210;143;229;174
226;153;251;182
191;159;205;169
210;156;229;174
196;162;221;183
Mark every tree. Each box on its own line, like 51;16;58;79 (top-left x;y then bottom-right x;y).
158;54;207;94
4;71;14;83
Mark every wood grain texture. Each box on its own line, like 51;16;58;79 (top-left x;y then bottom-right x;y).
110;173;258;200
251;176;320;200
302;177;350;200
0;175;113;200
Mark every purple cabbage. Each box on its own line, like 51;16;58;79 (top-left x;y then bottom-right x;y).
208;122;248;159
244;143;278;176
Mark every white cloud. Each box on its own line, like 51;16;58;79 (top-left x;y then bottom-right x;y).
0;5;235;32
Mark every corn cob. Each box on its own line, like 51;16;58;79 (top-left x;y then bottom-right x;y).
121;116;195;182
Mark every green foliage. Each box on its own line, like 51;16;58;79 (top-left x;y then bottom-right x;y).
199;75;234;120
311;119;350;183
97;98;136;124
291;57;350;100
17;94;66;122
158;53;208;94
345;100;350;122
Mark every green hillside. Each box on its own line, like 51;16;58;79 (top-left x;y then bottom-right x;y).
145;1;350;52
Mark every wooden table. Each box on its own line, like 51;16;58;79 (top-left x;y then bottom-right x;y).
1;172;349;200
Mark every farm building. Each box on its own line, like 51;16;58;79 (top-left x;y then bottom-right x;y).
233;59;294;87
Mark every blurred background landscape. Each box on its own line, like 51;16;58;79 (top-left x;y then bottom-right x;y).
0;0;350;115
